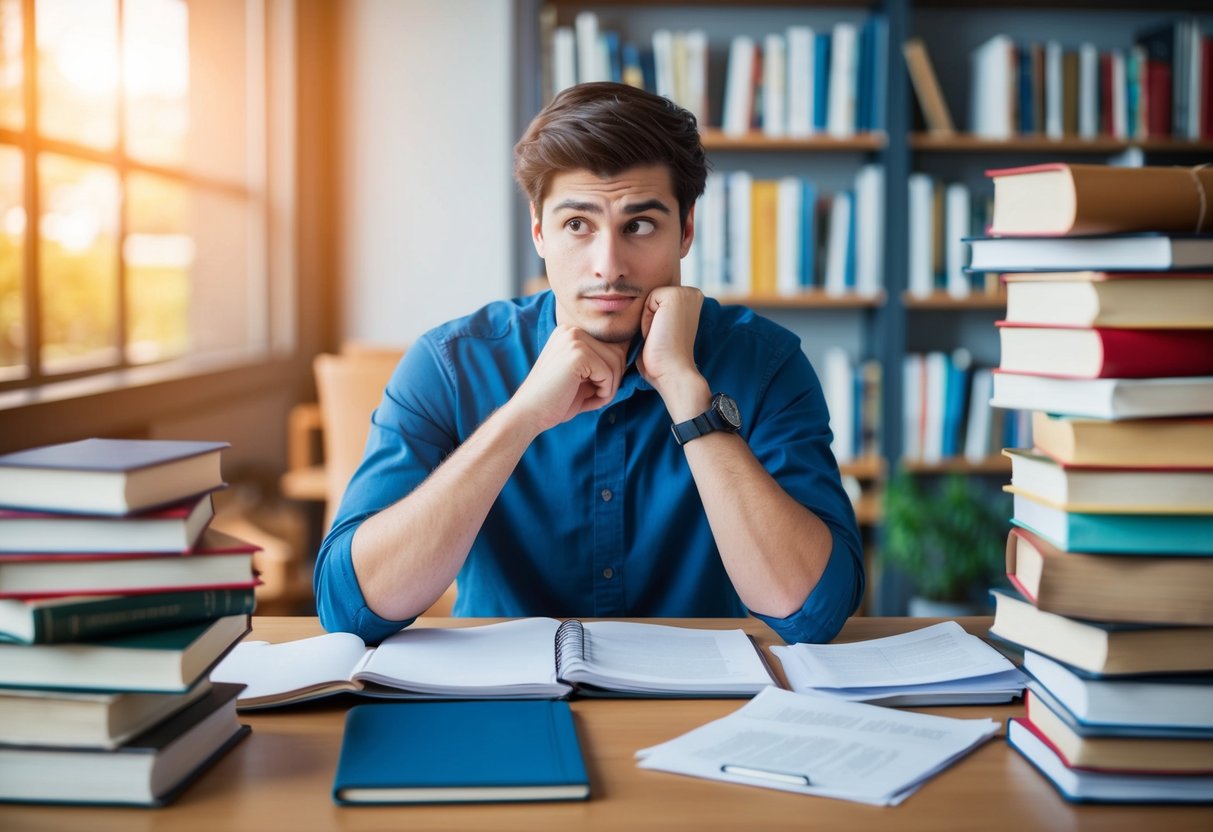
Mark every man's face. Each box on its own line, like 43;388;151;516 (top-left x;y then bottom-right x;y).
532;165;694;344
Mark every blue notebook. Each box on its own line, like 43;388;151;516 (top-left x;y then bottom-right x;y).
332;700;590;804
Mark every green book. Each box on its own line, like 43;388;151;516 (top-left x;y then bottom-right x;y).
0;587;256;644
0;614;249;693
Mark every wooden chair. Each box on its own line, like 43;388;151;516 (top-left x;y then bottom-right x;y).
285;344;457;617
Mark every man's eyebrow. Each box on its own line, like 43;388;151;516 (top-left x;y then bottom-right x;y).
548;198;672;215
623;199;671;215
549;199;602;214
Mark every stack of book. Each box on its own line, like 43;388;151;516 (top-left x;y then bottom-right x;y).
0;438;257;806
972;162;1213;804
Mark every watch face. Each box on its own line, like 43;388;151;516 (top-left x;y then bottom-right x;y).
714;393;741;429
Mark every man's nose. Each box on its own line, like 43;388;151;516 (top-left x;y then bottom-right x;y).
591;230;625;281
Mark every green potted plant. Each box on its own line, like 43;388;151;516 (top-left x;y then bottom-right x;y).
882;470;1010;616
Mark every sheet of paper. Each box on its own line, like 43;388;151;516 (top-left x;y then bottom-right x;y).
210;632;370;701
772;620;1016;689
636;686;999;806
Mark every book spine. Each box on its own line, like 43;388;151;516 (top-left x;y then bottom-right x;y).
29;588;256;643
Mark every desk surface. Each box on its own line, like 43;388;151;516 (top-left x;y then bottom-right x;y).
3;616;1211;831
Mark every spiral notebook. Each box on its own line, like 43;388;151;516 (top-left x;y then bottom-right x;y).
212;618;776;709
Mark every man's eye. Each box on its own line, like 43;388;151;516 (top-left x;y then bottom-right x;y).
626;218;656;236
566;219;590;234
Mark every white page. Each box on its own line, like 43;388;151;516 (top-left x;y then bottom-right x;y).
636;687;999;806
210;632;370;703
354;618;568;696
560;621;772;692
772;621;1015;689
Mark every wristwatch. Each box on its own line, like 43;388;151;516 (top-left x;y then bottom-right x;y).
671;393;742;445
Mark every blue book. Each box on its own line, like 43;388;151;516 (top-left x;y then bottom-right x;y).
844;188;857;288
856;18;872;131
333;700;590;804
799;179;818;287
941;357;969;459
1011;492;1213;555
813;32;831;130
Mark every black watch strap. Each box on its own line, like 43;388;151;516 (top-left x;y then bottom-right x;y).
671;393;741;446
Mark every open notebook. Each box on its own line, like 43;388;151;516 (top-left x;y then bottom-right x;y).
211;618;777;708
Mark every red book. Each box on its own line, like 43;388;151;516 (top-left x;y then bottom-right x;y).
0;528;260;599
1099;51;1113;137
996;323;1213;379
1204;36;1213;140
0;493;214;554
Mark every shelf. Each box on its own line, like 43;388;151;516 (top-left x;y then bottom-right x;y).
910;133;1213;154
701;129;886;152
901;456;1011;475
840;455;885;480
854;492;883;527
714;290;884;309
902;291;1007;311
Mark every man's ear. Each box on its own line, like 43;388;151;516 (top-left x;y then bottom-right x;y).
530;203;545;258
679;203;696;259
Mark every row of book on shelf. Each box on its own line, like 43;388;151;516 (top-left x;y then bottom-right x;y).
0;438;259;806
967;19;1211;141
971;161;1213;804
681;164;884;298
544;9;887;138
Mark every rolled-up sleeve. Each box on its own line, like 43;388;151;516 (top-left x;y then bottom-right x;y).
313;336;458;643
739;343;865;644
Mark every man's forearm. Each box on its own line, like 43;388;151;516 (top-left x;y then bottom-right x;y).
350;401;538;621
682;432;835;619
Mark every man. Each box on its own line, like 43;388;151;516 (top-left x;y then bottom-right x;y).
314;82;863;644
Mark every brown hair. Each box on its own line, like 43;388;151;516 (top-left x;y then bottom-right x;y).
513;82;708;226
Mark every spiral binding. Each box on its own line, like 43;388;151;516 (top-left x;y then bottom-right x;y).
554;618;586;676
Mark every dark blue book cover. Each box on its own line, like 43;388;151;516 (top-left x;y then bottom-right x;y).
333;700;590;804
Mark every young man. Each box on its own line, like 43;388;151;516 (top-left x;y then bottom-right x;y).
314;82;863;644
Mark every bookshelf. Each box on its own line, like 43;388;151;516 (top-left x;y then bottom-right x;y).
518;0;1213;612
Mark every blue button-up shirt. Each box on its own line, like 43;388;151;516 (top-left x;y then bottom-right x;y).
314;291;864;645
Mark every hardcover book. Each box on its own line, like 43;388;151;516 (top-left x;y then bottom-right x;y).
0;613;249;692
0;493;215;554
1006;526;1213;626
966;233;1213;272
988;588;1213;677
1003;449;1213;514
0;438;228;516
0;683;248;806
1010;492;1213;555
211;618;775;708
0;527;260;599
332;700;589;804
1023;686;1213;773
1031;412;1213;468
0;586;258;644
990;372;1213;420
1008;718;1213;804
986;163;1213;237
995;324;1213;379
1002;271;1213;328
1023;650;1213;732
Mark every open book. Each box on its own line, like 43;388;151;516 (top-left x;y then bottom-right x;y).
211;618;776;708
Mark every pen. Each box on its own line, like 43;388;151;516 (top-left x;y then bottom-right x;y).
720;764;811;786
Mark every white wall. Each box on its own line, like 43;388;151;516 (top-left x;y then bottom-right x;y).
337;0;515;346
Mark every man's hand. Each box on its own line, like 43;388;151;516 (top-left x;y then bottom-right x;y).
511;324;628;432
638;286;710;420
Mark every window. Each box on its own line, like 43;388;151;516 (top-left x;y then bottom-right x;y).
0;0;288;390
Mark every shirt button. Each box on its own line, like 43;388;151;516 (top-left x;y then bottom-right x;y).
600;488;613;502
607;412;617;425
602;567;614;579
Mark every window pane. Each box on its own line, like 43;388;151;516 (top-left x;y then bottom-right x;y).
124;0;189;166
0;144;23;377
39;153;119;373
125;172;189;363
0;0;22;130
187;0;252;183
37;0;118;150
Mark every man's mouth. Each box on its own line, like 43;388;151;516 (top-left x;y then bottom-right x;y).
582;293;639;313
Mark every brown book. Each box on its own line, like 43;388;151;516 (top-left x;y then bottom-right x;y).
990;588;1213;677
749;179;779;296
903;37;955;134
1006;526;1213;626
1032;412;1213;469
1062;51;1079;135
1024;688;1213;774
987;162;1213;236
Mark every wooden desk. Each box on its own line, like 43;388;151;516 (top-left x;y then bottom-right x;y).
3;616;1211;831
